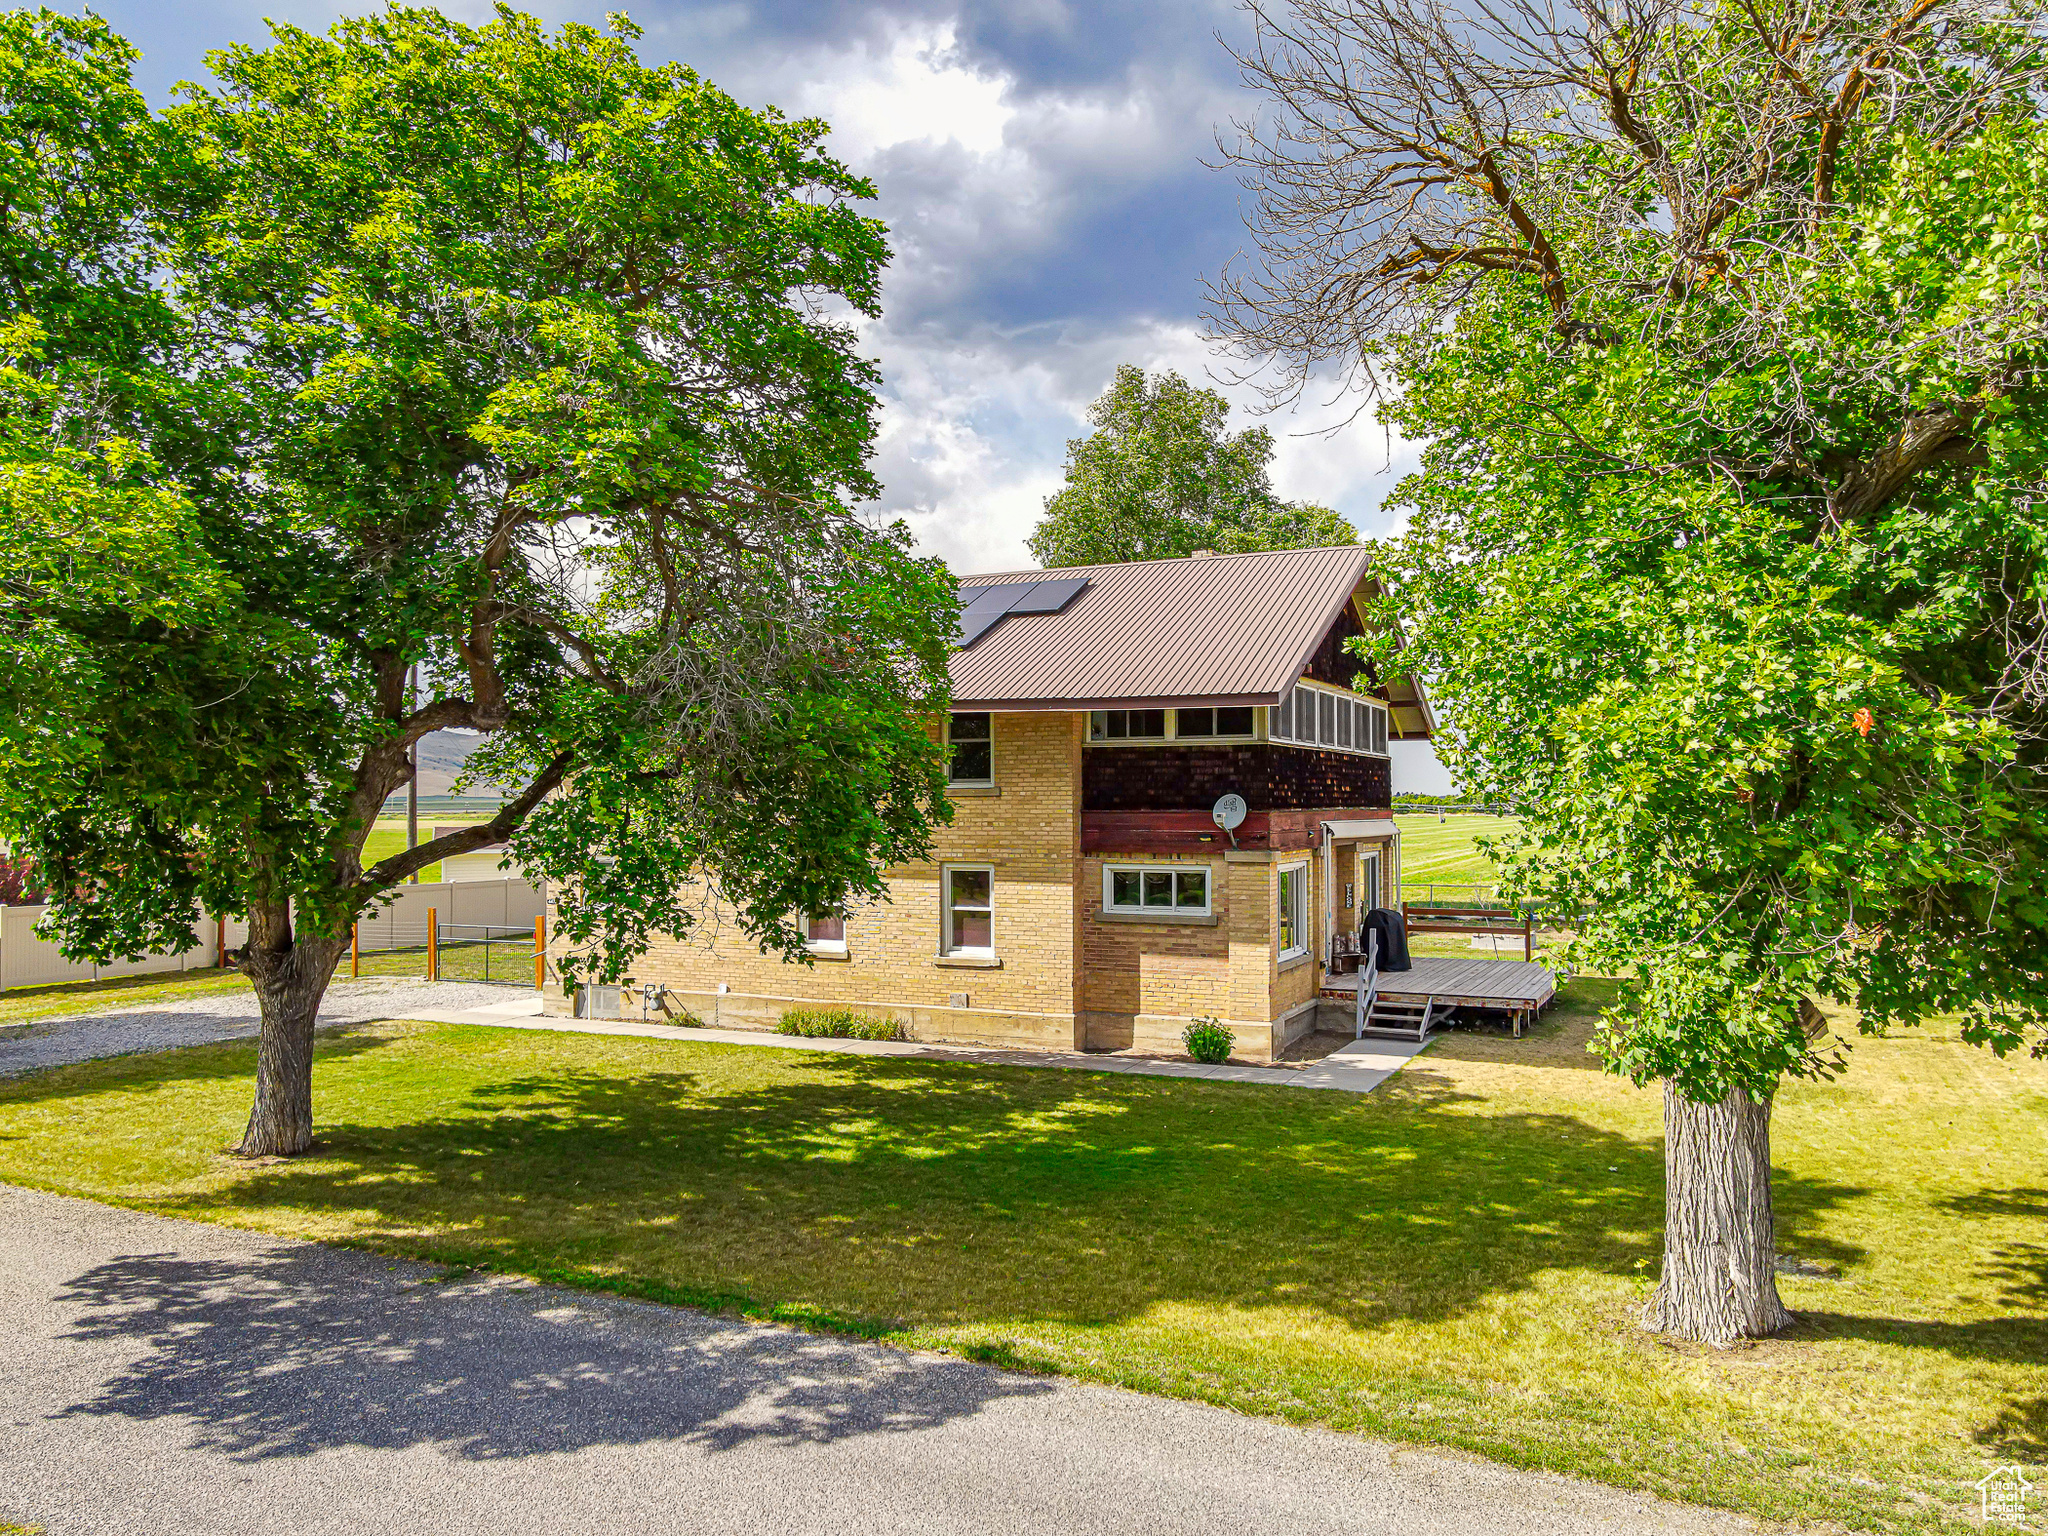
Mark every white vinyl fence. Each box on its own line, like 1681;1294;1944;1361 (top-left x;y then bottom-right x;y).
0;878;543;992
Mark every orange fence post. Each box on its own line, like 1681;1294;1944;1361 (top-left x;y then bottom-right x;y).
533;914;546;991
426;906;438;981
351;921;359;979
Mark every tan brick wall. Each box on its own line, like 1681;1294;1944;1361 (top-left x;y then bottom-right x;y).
1078;852;1230;1052
569;711;1087;1048
547;736;1402;1067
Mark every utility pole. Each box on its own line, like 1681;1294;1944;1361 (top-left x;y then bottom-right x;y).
407;663;420;884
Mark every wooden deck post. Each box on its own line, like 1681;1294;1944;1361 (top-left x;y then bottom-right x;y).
351;921;359;979
426;906;438;981
533;914;546;991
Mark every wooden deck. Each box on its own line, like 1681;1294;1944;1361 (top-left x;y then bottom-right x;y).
1319;955;1557;1012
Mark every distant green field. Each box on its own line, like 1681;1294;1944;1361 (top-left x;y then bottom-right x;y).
1394;812;1519;893
359;818;494;884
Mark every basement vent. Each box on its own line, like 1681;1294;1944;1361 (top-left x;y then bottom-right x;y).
574;984;621;1019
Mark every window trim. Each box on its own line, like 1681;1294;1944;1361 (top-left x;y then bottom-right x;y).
940;862;995;957
947;711;994;787
1086;705;1261;745
1087;708;1169;743
1167;705;1259;742
1277;859;1310;962
1101;861;1214;917
801;911;847;955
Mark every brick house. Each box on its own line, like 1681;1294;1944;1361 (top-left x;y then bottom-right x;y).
561;544;1435;1063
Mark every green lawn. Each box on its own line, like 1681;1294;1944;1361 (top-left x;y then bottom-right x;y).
1;986;2040;1532
359;816;489;884
0;967;252;1027
1394;811;1518;894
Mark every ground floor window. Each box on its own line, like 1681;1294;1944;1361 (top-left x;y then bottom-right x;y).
942;865;994;954
1103;863;1210;915
803;912;846;951
1277;861;1308;960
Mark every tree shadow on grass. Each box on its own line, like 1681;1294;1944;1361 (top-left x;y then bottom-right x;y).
1786;1309;2048;1461
52;1242;1052;1463
0;1029;394;1120
190;1047;1871;1342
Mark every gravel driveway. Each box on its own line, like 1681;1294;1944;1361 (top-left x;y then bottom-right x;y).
0;1185;1771;1536
0;977;530;1077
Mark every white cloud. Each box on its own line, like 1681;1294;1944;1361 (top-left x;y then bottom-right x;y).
863;313;1426;572
775;21;1015;161
100;0;1426;577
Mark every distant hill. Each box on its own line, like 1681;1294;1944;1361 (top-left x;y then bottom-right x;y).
379;731;517;813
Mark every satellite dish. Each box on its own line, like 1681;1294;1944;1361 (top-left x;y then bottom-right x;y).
1212;793;1247;832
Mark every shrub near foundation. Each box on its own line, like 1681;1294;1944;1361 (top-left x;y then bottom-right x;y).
775;1008;907;1042
1181;1017;1234;1063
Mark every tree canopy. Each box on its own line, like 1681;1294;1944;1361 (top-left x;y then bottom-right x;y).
0;6;955;1153
1213;0;2048;1338
1025;364;1356;566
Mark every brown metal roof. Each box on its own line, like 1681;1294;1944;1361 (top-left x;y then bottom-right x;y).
950;544;1384;713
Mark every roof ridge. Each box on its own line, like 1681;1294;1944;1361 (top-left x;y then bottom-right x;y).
957;542;1370;582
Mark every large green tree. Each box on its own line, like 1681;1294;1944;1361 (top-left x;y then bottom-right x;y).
1214;0;2048;1338
0;7;954;1155
1026;363;1355;565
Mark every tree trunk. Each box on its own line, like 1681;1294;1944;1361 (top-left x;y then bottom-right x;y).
1643;1083;1794;1342
236;934;346;1157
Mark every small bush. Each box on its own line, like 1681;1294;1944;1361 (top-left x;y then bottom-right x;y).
665;1006;708;1028
775;1007;907;1042
1182;1016;1234;1063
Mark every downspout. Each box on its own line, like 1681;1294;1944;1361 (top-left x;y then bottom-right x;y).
1320;820;1335;978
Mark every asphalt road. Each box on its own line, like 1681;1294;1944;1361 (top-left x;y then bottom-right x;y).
0;1185;1770;1536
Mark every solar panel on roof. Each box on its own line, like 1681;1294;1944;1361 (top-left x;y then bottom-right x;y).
1007;575;1089;614
954;576;1090;647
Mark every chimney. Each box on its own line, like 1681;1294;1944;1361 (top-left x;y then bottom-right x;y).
1190;548;1218;559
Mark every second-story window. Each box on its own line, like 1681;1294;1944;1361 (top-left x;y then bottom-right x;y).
948;712;992;784
1088;709;1166;741
1174;706;1256;739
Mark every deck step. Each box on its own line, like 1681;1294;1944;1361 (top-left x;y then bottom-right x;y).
1359;993;1437;1041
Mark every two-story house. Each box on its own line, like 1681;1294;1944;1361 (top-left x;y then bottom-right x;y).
565;544;1438;1063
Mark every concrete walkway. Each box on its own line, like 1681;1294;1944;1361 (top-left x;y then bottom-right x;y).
405;996;1437;1094
0;1185;1771;1536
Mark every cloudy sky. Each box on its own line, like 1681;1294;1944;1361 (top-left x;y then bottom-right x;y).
86;0;1424;576
88;0;1453;790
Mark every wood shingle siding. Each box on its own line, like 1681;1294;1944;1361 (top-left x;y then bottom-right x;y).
1082;744;1391;814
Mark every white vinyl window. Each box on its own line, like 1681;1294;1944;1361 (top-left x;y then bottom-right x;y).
1277;861;1309;960
802;912;846;953
1103;863;1211;915
942;865;994;955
